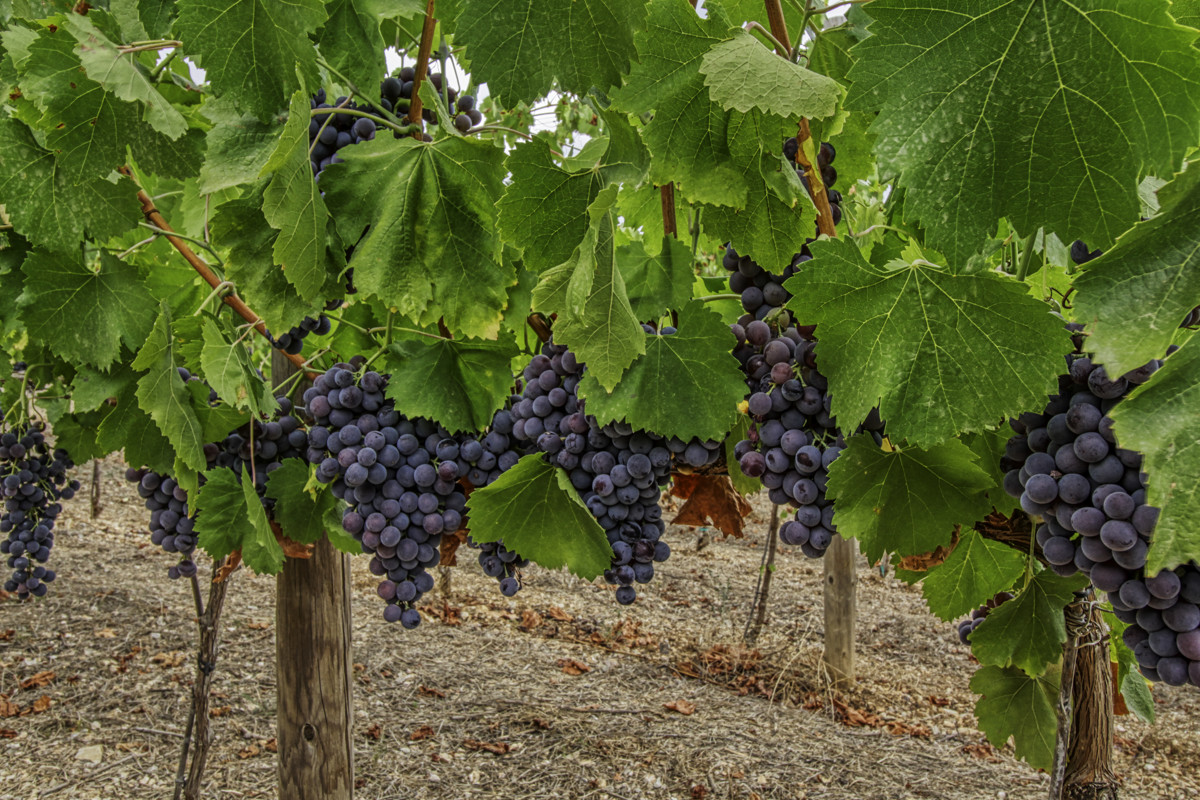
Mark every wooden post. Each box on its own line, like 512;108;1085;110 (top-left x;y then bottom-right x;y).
272;352;355;800
822;536;856;686
1057;593;1118;800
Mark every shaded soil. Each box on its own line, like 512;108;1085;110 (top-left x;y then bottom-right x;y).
1;458;1197;800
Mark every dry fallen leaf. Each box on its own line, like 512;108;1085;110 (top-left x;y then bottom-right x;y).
462;738;510;755
0;728;16;739
519;610;542;631
664;699;696;716
247;622;270;631
410;726;435;741
0;630;13;642
557;659;591;676
19;671;55;690
209;706;232;718
418;686;446;699
670;474;752;538
237;745;259;759
28;695;51;714
546;606;572;622
365;723;381;741
0;696;18;718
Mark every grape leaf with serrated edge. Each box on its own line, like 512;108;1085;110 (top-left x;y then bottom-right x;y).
199;318;278;418
826;434;994;563
970;664;1060;771
1108;341;1200;572
380;334;521;434
197;99;286;194
1107;617;1155;724
700;30;840;121
578;301;743;441
131;304;208;476
18;250;156;370
846;0;1200;263
919;528;1026;622
1074;165;1200;376
616;236;695;323
321;135;512;339
0;117;141;251
261;89;332;303
465;454;611;579
497;135;607;274
970;569;1089;677
264;460;338;546
194;466;286;574
314;0;387;100
785;238;1070;446
452;0;646;108
176;0;327;122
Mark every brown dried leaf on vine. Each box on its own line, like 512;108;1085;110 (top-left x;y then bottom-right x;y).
670;474;752;538
271;521;313;559
439;528;467;566
214;551;242;583
898;529;959;572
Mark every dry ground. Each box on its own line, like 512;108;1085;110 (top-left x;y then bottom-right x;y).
1;458;1197;800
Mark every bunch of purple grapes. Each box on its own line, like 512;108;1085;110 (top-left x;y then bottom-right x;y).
305;363;466;628
1002;327;1200;687
267;299;341;355
956;591;1015;644
1;421;77;598
509;341;672;605
125;385;309;579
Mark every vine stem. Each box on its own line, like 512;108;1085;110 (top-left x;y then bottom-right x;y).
661;183;678;238
408;0;438;137
696;293;742;303
138;223;224;266
119;168;317;380
763;0;838;236
743;21;791;58
119;40;180;54
150;49;177;81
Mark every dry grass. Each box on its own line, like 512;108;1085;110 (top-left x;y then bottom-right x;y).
0;458;1197;800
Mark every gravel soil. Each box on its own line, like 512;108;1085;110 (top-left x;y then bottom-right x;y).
1;457;1197;800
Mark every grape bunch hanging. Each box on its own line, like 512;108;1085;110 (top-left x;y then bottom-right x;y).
1;419;77;599
1002;323;1200;687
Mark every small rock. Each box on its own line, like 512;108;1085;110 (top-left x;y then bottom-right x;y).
76;745;103;764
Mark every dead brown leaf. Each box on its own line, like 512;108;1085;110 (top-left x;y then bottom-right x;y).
0;630;13;642
519;609;542;631
27;695;51;714
418;686;446;699
927;696;950;707
557;659;591;676
1112;661;1129;716
247;622;270;631
19;671;54;689
410;726;435;741
151;651;185;668
213;552;242;583
237;745;259;759
438;529;467;566
664;699;696;716
670;474;752;538
0;728;15;739
94;628;116;639
0;696;18;718
365;723;382;741
463;738;510;755
209;706;232;718
546;606;572;622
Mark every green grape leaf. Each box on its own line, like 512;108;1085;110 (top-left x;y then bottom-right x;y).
238;464;286;574
63;14;188;139
617;181;691;258
322;135;511;339
453;0;646;107
785;238;1071;446
826;434;994;564
616;235;696;323
1107;618;1155;724
611;0;746;207
48;408;109;464
970;664;1060;771
315;0;387;98
17;250;156;370
465;454;611;579
261;89;332;303
962;428;1021;518
0;117;141;251
546;215;646;391
194;467;286;573
702;154;812;272
131;303;208;474
199;318;278;418
1108;342;1200;573
96;379;177;478
531;184;620;316
19;29;193;180
919;529;1026;622
597;108;649;185
497;135;606;274
198;100;286;194
176;0;327;122
847;0;1200;263
193;468;243;564
700;30;840;120
264;460;337;546
1074;166;1200;376
971;570;1089;677
578;301;742;441
71;364;134;411
210;198;319;333
381;334;520;434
